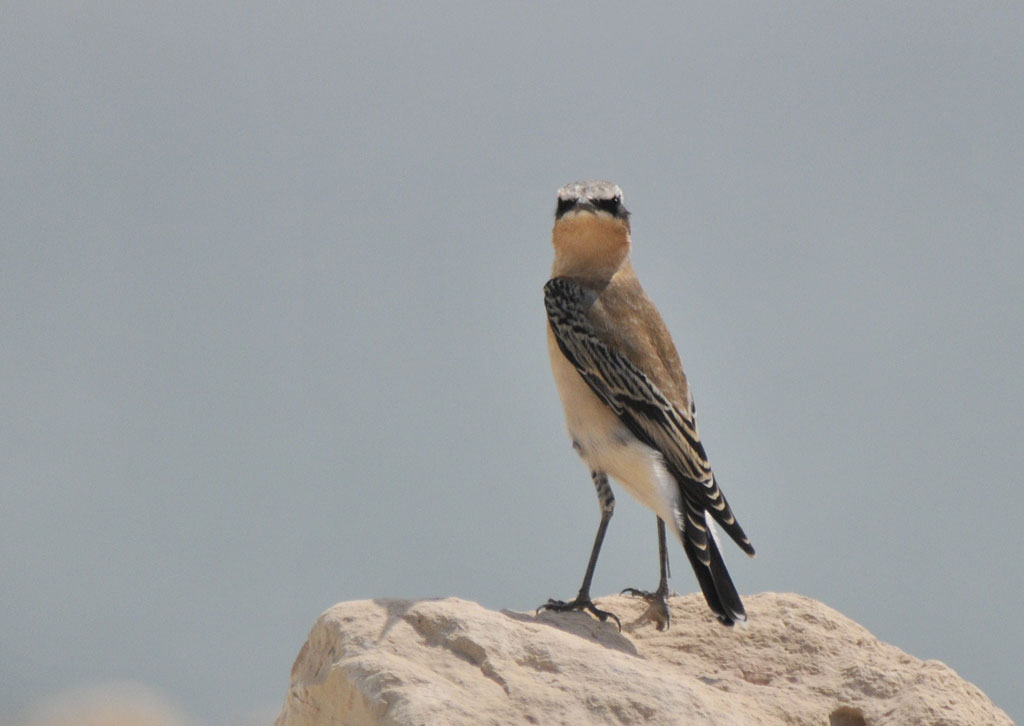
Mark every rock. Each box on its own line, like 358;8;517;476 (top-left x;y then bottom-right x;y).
275;592;1012;726
20;682;188;726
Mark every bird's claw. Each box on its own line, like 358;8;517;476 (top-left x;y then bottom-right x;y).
537;596;622;631
621;586;672;631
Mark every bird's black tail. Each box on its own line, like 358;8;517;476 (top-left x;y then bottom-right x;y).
681;519;746;626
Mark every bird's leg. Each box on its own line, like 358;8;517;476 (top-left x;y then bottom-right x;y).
622;516;672;630
538;472;621;630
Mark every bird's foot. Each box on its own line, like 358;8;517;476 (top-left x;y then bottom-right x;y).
621;586;671;631
536;595;622;631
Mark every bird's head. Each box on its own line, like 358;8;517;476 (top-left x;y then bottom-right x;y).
555;180;631;228
551;180;632;281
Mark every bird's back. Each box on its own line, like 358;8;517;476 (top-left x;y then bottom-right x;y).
586;261;696;421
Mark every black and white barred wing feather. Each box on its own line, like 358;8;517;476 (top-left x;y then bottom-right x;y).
544;276;755;562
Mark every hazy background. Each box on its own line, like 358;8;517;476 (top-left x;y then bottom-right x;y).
2;3;1021;723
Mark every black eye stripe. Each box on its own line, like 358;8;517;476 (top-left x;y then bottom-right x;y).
555;194;629;220
555;197;577;218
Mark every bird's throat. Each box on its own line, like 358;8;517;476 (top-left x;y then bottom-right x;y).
551;215;631;283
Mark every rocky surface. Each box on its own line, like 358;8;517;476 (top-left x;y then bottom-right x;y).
275;592;1012;726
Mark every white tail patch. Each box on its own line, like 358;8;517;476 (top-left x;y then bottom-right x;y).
704;511;723;548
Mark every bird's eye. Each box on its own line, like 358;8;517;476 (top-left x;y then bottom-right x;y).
592;196;621;215
555;197;577;218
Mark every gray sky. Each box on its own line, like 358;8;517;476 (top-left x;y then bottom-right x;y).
2;3;1021;724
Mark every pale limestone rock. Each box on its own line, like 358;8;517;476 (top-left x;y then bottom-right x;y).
20;682;188;726
275;592;1012;726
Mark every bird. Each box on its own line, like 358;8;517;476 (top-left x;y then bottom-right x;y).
538;180;755;631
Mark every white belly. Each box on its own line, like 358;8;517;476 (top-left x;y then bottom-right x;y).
547;329;683;530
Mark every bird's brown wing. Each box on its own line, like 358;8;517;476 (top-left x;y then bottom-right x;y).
544;276;754;558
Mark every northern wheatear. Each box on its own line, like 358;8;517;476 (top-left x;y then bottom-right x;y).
539;180;755;630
